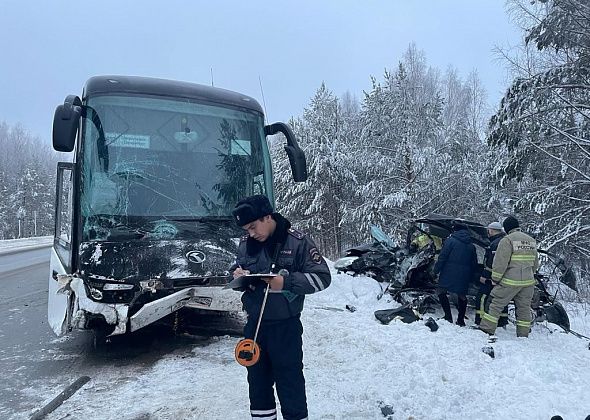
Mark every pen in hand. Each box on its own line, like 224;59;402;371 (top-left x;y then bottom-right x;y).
233;265;250;279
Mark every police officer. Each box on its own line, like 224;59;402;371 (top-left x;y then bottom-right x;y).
474;222;508;327
479;216;539;337
230;195;331;420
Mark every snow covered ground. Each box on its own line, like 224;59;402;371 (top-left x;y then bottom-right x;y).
30;264;590;420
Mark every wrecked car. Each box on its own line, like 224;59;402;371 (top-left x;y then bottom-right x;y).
334;214;575;331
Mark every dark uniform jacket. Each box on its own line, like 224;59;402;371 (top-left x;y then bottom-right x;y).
481;232;505;284
231;213;331;322
434;229;478;295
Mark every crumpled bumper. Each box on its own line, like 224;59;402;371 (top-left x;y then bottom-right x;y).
53;276;241;336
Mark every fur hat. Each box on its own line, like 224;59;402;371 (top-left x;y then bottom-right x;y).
487;222;503;231
232;195;273;226
502;216;519;233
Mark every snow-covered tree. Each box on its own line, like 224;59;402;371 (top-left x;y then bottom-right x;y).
0;121;59;238
272;44;494;255
349;61;443;240
271;83;355;256
489;0;590;295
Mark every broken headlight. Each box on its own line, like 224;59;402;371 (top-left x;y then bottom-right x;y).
334;256;359;271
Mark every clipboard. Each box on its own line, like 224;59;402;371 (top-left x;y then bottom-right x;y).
224;273;277;290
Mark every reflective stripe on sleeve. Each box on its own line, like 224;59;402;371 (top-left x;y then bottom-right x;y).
310;273;326;291
304;273;320;292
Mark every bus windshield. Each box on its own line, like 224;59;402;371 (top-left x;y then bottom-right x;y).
80;95;273;237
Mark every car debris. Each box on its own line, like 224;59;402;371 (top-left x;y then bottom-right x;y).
335;214;576;332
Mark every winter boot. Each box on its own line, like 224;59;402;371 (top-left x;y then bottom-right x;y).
497;308;509;328
456;298;467;327
438;293;453;323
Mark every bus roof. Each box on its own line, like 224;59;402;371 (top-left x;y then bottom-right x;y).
83;75;264;114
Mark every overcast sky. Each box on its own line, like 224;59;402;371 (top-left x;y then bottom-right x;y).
0;0;522;145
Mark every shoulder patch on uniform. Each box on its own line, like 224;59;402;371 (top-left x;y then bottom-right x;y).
240;234;249;242
288;228;305;240
309;247;322;264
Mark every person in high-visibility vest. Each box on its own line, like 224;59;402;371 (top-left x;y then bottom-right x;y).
479;216;539;337
474;222;508;327
411;230;443;251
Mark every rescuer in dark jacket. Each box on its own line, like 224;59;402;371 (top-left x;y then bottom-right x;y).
433;221;478;326
230;194;331;420
475;222;508;326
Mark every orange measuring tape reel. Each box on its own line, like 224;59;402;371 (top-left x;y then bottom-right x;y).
235;339;261;367
234;283;271;367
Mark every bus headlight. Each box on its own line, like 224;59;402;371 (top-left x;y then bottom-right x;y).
103;283;135;291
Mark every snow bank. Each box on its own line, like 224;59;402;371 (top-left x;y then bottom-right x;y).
0;236;52;254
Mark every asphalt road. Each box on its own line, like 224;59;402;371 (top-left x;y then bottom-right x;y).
0;251;245;420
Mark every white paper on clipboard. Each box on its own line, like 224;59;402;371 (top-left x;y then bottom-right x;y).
224;273;277;289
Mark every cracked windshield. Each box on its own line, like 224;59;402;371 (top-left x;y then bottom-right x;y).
80;95;271;240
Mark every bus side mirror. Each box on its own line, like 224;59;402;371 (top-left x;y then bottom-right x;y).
53;95;82;152
264;122;307;182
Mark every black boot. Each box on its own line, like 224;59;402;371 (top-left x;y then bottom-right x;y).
456;298;467;327
497;306;509;328
438;293;453;323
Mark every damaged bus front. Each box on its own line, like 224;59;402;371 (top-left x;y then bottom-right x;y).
49;76;307;340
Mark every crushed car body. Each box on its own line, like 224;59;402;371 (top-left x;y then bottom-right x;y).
334;214;575;331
